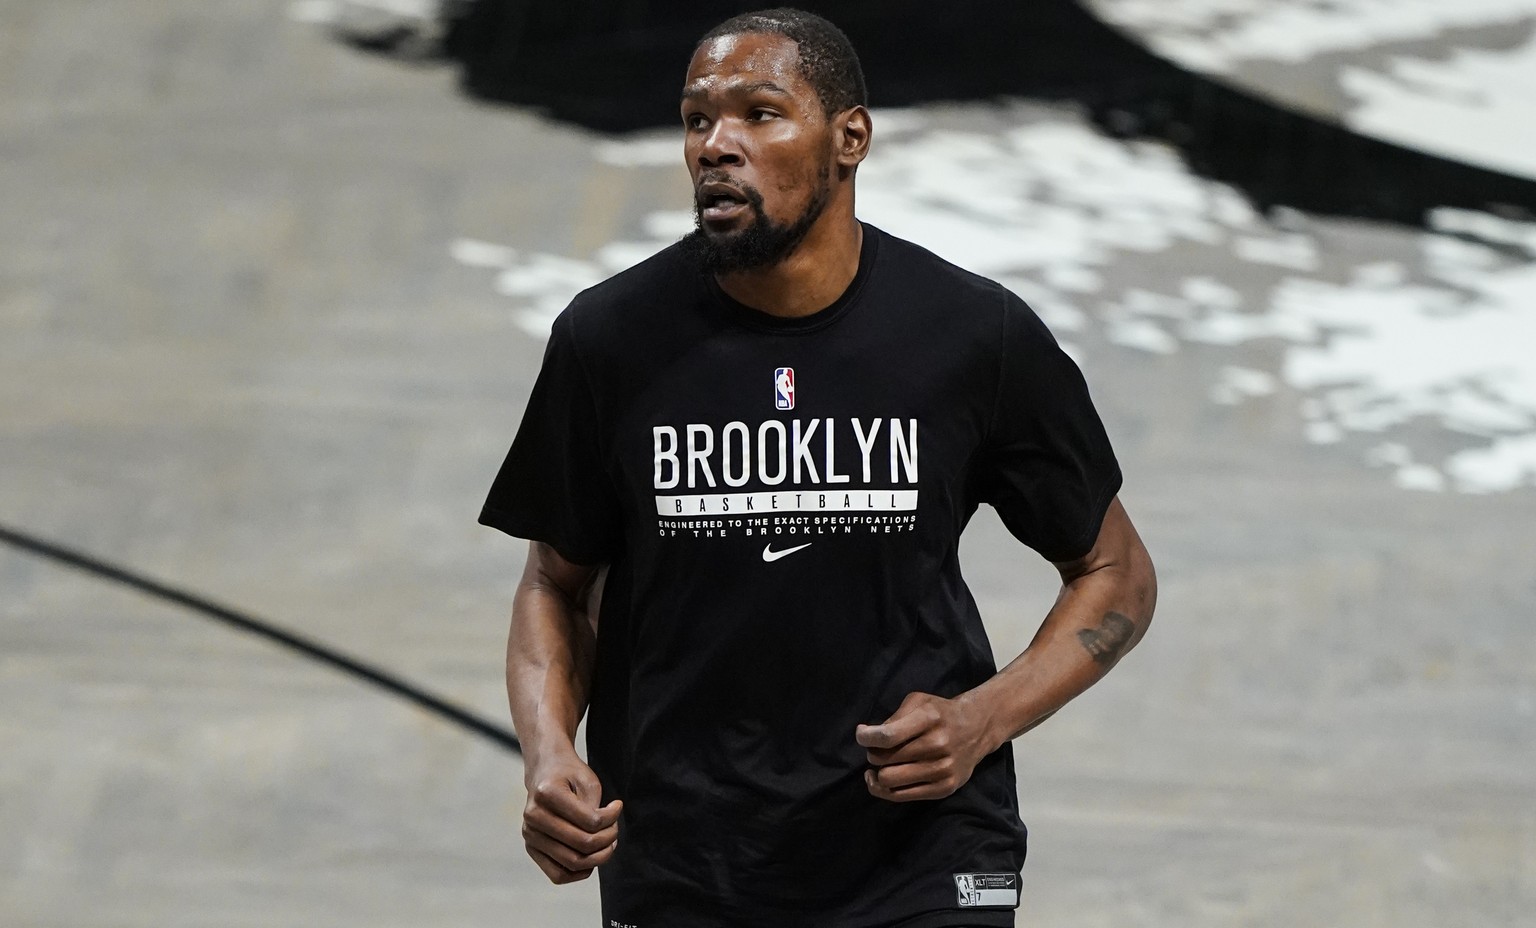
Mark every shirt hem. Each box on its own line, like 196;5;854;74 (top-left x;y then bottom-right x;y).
886;909;1016;928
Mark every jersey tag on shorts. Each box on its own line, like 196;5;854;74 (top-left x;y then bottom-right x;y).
954;872;1019;907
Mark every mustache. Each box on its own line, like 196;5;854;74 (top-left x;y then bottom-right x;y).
694;171;766;211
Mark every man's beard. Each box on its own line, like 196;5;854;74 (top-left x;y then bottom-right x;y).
683;169;830;275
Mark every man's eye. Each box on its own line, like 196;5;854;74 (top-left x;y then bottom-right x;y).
748;109;777;121
685;114;709;130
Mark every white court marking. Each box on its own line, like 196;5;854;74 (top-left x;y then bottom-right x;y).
1340;34;1536;181
454;108;1536;494
1085;0;1536;180
1085;0;1536;70
287;0;442;27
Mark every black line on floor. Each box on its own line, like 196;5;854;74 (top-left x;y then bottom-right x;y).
0;523;522;756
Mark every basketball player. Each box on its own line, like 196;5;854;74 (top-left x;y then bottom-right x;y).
481;9;1157;926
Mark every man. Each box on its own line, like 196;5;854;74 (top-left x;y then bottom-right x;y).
480;8;1156;927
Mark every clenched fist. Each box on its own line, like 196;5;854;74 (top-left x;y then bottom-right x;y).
521;752;622;883
856;691;996;802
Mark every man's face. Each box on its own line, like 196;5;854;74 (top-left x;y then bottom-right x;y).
680;31;837;273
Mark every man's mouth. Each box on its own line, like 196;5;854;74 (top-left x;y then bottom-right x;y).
697;183;751;223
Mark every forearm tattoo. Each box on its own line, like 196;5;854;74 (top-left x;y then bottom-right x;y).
1077;611;1135;665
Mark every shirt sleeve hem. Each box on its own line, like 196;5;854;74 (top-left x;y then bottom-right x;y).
1039;467;1123;564
477;504;612;567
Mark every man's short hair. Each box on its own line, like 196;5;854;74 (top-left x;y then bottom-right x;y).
696;7;868;116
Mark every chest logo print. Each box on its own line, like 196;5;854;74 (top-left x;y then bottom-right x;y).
762;542;812;562
774;367;795;410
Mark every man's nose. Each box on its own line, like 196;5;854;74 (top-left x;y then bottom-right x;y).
697;120;743;167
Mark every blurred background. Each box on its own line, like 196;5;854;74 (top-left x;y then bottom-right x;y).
2;1;1533;926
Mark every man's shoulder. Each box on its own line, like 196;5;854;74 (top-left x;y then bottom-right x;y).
867;226;1066;354
568;239;698;319
868;224;1017;307
550;239;703;361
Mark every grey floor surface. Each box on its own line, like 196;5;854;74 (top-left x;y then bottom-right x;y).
2;2;1532;927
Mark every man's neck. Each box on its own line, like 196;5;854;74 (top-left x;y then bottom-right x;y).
715;213;863;319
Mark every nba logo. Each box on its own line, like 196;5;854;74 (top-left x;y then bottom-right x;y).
774;367;795;410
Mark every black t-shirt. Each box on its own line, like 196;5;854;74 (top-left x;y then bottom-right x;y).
481;224;1122;928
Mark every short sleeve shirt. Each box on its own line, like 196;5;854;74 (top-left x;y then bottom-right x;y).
482;224;1122;928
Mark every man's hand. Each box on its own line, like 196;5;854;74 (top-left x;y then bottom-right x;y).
856;691;997;802
521;751;622;884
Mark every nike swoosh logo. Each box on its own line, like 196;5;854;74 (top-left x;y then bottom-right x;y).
762;542;812;562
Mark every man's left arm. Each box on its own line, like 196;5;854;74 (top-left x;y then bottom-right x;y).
858;496;1156;802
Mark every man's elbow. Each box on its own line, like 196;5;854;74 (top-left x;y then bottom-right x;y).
1124;541;1157;650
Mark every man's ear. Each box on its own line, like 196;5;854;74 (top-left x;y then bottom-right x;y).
834;105;872;173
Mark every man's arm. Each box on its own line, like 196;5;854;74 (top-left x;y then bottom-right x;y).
858;496;1156;801
508;541;621;882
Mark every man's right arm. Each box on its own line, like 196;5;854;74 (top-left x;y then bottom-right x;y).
507;541;621;884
